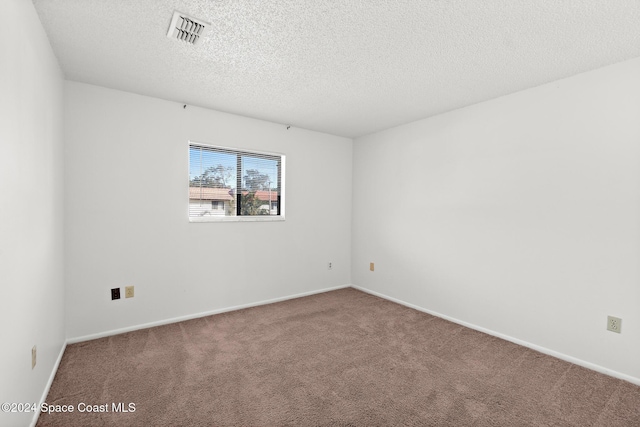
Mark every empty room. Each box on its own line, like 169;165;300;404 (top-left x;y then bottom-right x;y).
2;0;640;426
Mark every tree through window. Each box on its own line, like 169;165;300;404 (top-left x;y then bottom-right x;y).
189;143;284;220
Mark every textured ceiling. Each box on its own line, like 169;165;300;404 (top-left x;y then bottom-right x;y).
33;0;640;138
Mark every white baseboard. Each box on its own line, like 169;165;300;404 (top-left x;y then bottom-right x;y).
30;341;67;427
351;285;640;387
67;284;351;344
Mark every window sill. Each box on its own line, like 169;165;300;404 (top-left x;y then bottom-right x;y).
189;216;285;223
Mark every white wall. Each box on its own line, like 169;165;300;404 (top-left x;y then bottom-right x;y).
0;1;65;426
352;57;640;382
64;82;352;340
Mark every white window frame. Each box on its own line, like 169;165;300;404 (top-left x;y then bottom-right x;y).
188;141;286;223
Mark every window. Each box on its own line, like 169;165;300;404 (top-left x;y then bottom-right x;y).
189;142;285;221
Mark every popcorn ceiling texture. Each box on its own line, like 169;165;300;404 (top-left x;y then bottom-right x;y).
33;0;640;138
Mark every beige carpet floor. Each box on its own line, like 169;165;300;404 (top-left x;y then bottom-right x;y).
36;288;640;426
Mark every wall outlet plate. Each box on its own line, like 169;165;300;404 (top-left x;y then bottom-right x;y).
607;316;622;333
370;262;375;271
328;262;332;270
111;288;121;300
125;286;134;298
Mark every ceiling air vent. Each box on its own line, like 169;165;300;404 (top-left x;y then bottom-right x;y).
167;11;210;45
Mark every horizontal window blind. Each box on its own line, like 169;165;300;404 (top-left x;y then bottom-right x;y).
189;143;283;219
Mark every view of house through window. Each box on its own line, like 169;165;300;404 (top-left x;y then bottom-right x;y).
189;143;284;220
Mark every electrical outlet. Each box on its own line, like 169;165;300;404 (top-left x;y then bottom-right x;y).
370;262;375;272
125;286;134;298
111;288;121;300
32;345;36;369
328;262;332;270
607;316;622;333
